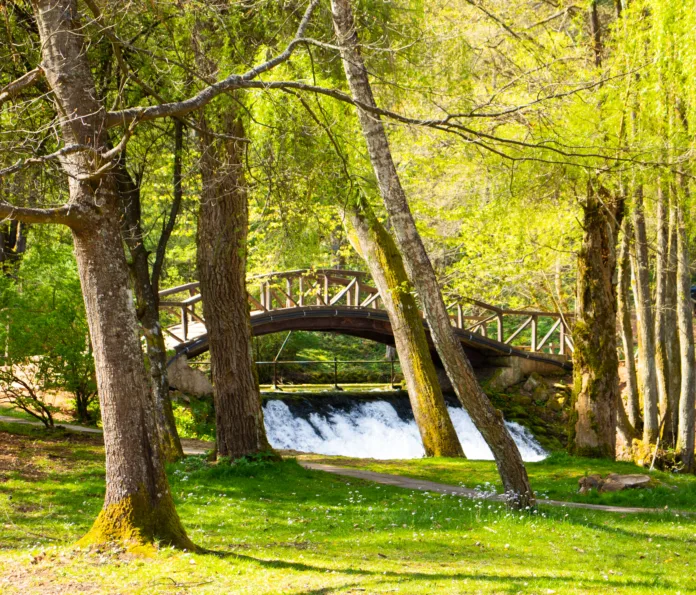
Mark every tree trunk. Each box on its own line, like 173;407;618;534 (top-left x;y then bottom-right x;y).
631;185;659;443
34;0;192;548
617;220;641;430
571;185;619;458
675;198;695;472
330;0;533;507
343;200;464;458
654;185;671;442
663;198;681;445
116;159;184;463
196;111;271;460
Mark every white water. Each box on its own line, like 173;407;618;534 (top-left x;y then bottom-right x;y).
263;399;547;462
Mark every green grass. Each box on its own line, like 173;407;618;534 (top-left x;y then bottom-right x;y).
300;451;696;512
1;421;696;594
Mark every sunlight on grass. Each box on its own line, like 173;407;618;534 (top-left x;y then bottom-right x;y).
1;422;695;594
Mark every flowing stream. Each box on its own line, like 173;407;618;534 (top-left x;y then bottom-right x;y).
263;397;547;461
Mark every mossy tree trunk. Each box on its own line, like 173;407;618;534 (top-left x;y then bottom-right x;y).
196;108;272;460
115;149;184;463
331;0;533;508
571;185;619;458
631;185;659;444
343;200;464;458
33;0;192;548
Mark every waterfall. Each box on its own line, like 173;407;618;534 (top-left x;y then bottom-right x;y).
263;398;547;462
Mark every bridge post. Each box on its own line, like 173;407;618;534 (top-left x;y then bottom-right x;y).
181;306;188;340
456;304;463;328
298;276;304;306
559;320;566;355
272;360;279;391
531;315;538;352
496;314;504;343
333;356;341;391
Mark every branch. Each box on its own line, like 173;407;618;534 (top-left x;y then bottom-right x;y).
0;144;91;177
151;119;183;293
0;67;43;107
105;0;320;127
0;202;82;226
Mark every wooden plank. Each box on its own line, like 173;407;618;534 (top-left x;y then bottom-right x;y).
361;293;381;308
504;316;533;345
163;327;184;343
531;315;538;352
329;277;357;306
536;318;561;352
158;282;200;298
247;293;267;312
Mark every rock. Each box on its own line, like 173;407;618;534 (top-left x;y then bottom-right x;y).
600;479;625;493
532;384;550;403
608;474;652;490
523;372;544;393
555;392;568;405
578;474;603;494
547;397;563;412
578;473;652;494
490;366;524;391
517;395;533;406
168;356;214;396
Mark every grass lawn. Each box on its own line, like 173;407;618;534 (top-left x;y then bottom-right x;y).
300;452;696;512
1;421;695;595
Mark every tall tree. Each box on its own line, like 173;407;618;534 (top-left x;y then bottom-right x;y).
617;219;640;431
196;105;272;459
571;183;619;458
330;0;533;507
20;0;192;547
675;186;695;472
631;184;659;444
343;198;464;458
115;133;184;462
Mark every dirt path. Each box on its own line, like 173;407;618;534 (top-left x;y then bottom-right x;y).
298;461;689;516
0;415;210;455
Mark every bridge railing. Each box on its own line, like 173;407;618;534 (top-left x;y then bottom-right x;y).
447;298;574;355
158;269;573;355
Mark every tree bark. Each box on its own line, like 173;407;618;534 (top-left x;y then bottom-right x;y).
655;184;676;444
196;109;271;460
675;197;695;472
571;185;619;458
665;200;681;444
631;185;659;443
116;157;184;463
33;0;192;548
343;200;464;458
330;0;533;507
617;220;641;430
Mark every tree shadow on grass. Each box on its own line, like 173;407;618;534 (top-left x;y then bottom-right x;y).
203;549;677;592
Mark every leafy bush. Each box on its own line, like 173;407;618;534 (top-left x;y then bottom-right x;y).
0;240;98;424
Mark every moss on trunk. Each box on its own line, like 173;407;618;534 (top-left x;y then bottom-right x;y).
571;187;619;459
344;200;464;458
79;486;195;552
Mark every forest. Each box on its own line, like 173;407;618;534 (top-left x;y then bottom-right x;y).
1;0;696;593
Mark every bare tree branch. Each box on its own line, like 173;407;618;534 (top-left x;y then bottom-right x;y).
105;0;320;128
0;67;44;107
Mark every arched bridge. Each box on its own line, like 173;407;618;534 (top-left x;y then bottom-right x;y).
159;269;573;371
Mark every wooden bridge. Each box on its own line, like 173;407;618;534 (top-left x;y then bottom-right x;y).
159;269;573;371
